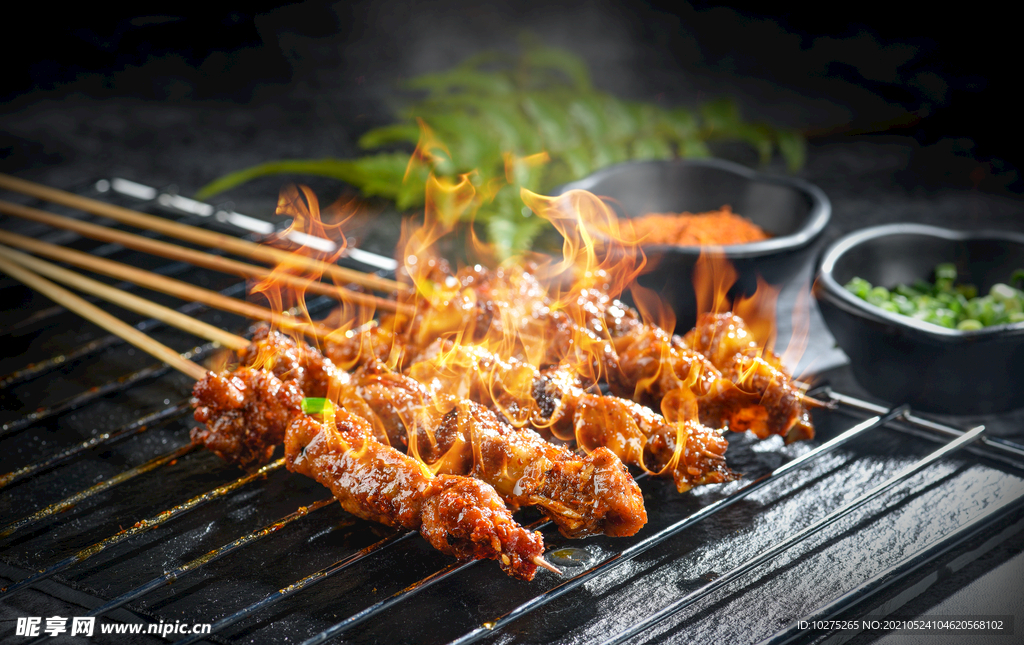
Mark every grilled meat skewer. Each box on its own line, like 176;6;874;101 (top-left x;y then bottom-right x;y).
206;326;647;539
362;261;816;442
192;366;551;580
611;310;816;442
0;255;552;580
407;391;647;538
286;404;548;579
408;343;735;493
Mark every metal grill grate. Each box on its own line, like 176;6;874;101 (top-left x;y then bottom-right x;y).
1;180;1022;645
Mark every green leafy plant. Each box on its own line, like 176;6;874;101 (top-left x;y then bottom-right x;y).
197;41;805;258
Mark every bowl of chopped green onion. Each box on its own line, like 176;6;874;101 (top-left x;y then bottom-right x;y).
815;223;1024;414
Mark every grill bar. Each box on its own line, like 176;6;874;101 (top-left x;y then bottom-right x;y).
0;442;197;539
447;405;907;645
0;342;214;438
0;458;285;599
757;500;1024;645
299;515;554;645
171;531;419;645
825;388;1024;464
0;400;191;489
599;423;987;645
0;281;246;389
72;498;336;628
302;561;473;645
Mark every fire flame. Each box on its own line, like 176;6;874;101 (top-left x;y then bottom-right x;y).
253;124;812;471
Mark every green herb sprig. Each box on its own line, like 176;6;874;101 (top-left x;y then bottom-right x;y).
197;41;805;258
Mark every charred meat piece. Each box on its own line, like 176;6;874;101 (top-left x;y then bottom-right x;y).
324;321;402;372
608;324;722;405
240;325;347;398
409;342;735;493
683;313;815;442
285;408;546;580
572;394;735;493
416;398;647;539
391;261;558;364
342;359;432;451
191;368;304;469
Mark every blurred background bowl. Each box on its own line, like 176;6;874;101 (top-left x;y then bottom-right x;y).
555;157;830;331
815;223;1024;414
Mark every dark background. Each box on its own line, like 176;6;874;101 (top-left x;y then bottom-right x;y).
3;1;1022;201
2;1;1022;643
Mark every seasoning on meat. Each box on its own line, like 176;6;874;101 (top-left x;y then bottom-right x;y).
191;367;304;469
286;407;546;580
408;342;735;493
197;325;648;539
192;363;551;580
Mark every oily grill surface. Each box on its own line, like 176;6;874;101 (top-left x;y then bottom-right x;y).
0;183;1022;645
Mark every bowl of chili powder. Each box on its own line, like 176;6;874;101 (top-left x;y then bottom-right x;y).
556;158;831;331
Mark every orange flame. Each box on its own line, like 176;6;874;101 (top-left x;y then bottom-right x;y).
266;117;816;473
245;184;380;375
690;246;810;375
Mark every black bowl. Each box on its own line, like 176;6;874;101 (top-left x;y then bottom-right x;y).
815;223;1024;414
556;158;830;331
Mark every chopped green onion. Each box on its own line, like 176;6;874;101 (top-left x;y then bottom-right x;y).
935;263;957;281
866;286;890;306
991;283;1018;302
1012;269;1024;289
844;264;1024;330
955;284;978;299
957;319;983;330
302;397;332;415
844;277;871;299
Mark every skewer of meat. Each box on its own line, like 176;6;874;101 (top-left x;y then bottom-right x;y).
406;342;735;493
0;248;553;580
193;366;550;579
0;176;817;439
239;326;648;539
373;260;820;442
0;239;645;540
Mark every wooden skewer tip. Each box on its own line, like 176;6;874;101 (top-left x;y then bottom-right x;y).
533;555;562;575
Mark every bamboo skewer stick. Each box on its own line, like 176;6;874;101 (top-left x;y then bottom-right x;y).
0;173;410;295
0;232;340;342
0;245;249;352
0;199;411;313
0;250;208;381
